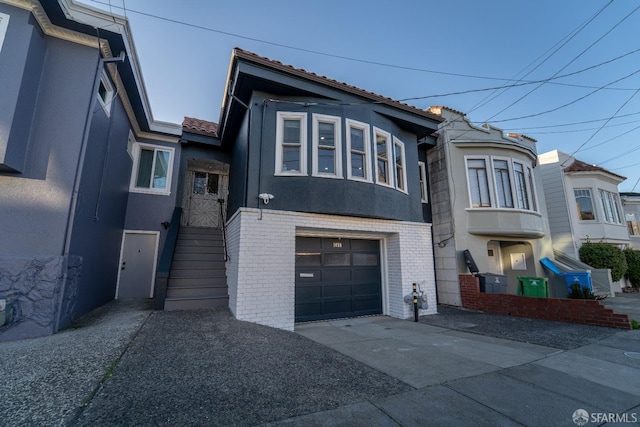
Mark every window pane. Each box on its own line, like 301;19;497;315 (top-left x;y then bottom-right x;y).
135;149;154;188
282;146;300;172
575;189;595;220
283;120;301;145
152;150;169;189
376;133;389;184
318;122;335;147
468;159;490;208
350;127;364;152
351;153;365;178
318;148;335;174
207;173;219;194
376;134;388;159
395;142;405;191
324;253;351;266
494;160;513;208
296;252;321;266
419;163;427;202
193;172;206;194
514;163;529;210
377;158;388;183
353;253;378;266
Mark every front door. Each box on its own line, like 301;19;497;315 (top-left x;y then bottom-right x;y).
182;160;229;228
116;232;158;298
487;241;503;274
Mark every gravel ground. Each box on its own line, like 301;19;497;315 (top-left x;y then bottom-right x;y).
419;305;620;349
75;309;411;427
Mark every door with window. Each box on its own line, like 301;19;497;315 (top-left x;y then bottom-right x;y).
181;160;229;228
487;241;503;275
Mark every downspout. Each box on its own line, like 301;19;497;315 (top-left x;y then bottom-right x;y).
55;52;126;332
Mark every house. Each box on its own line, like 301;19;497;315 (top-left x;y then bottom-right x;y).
203;48;444;331
0;0;182;340
538;150;629;260
426;106;555;304
620;192;640;250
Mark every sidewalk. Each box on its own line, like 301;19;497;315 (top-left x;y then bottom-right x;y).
1;300;639;426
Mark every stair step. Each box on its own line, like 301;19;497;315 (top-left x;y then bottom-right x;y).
176;239;224;247
164;296;229;311
168;276;227;287
172;252;225;262
166;285;228;299
179;228;222;236
174;245;225;254
169;269;226;279
171;260;226;270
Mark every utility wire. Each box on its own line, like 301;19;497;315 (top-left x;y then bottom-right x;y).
483;2;640;123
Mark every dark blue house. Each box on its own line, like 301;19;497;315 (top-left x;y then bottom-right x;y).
214;49;443;330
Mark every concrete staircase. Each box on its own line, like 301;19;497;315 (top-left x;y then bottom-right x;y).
164;227;228;310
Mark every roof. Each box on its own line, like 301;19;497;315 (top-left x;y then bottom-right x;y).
182;117;218;138
231;48;444;123
564;159;626;180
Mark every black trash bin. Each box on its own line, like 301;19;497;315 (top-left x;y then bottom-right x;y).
478;273;508;294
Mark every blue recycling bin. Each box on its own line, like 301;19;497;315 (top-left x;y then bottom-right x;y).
563;271;592;294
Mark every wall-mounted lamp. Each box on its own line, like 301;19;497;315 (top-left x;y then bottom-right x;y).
258;193;274;204
161;221;171;229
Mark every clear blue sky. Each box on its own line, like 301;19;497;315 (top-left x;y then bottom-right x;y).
82;0;640;191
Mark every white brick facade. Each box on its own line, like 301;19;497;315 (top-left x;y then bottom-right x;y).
225;208;437;331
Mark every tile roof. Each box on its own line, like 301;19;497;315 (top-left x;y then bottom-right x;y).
564;159;626;180
182;117;218;138
232;48;444;123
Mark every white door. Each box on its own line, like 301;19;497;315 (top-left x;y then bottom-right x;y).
487;242;503;274
116;232;158;298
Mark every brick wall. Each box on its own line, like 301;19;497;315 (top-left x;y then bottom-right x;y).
459;274;632;329
225;208;437;331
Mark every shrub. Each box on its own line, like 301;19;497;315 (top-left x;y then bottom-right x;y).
567;283;606;300
579;242;627;282
623;249;640;288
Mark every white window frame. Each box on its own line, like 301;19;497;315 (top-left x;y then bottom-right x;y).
127;130;135;160
373;127;394;188
312;114;342;179
599;189;623;224
345;119;372;183
393;137;408;194
492;156;515;209
418;161;428;203
465;155;493;208
0;13;9;53
574;188;596;221
275;112;308;176
97;69;115;117
513;161;533;210
129;142;175;196
526;165;539;212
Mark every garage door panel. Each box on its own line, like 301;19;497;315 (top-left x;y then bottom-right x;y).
295;237;382;322
322;269;351;282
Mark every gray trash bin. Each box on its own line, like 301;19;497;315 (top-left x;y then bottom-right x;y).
478;273;508;294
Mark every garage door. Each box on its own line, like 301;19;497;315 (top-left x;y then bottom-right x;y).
295;237;382;322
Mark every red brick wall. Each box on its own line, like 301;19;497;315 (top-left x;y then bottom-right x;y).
459;274;632;329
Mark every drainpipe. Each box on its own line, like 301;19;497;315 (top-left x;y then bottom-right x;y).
55;51;126;332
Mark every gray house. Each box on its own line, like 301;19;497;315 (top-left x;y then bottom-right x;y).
0;0;182;340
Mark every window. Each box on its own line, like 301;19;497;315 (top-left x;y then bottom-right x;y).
626;213;640;235
526;166;538;211
493;159;514;208
599;189;622;224
97;70;115;116
275;112;307;175
130;143;174;195
418;161;428;203
0;13;9;53
312;114;342;178
574;189;595;220
467;158;492;208
513;162;530;210
346;119;372;182
393;138;407;193
193;172;219;195
374;128;393;187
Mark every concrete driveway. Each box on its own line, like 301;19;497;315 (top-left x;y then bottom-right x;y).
1;299;639;426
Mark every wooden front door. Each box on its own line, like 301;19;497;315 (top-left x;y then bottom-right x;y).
181;160;229;228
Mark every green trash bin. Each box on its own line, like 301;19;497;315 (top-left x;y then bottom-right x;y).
517;276;548;298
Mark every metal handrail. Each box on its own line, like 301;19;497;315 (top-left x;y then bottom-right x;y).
218;198;229;261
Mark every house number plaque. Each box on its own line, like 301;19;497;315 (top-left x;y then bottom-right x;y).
332;242;342;248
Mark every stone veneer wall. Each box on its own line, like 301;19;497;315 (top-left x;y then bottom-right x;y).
0;256;81;341
225;208;437;331
459;274;632;329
